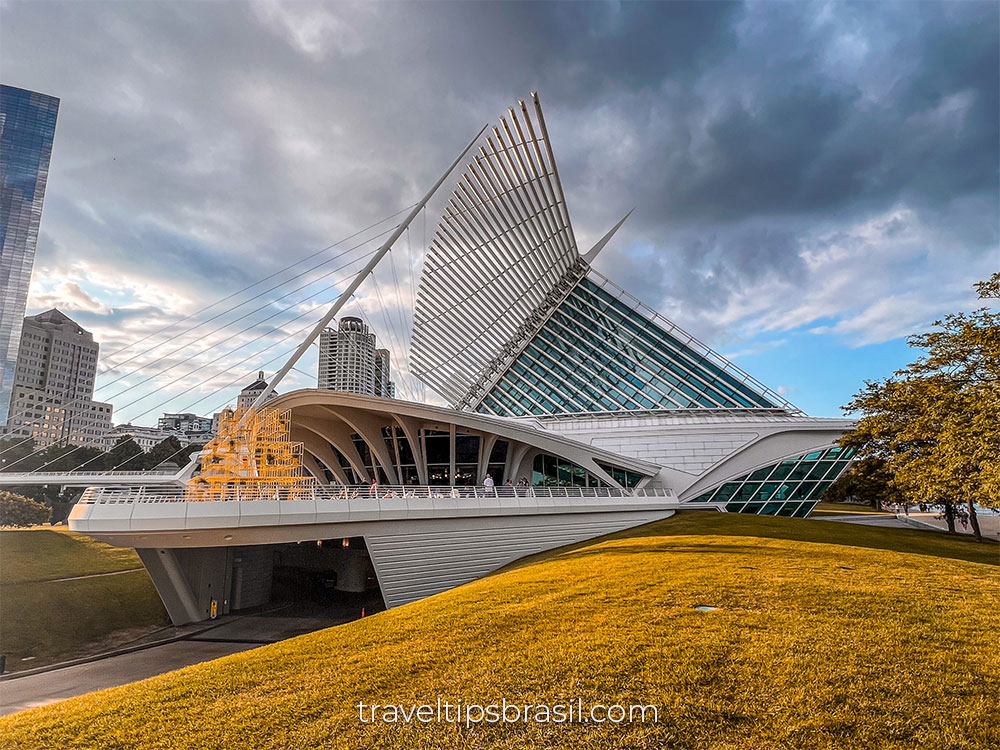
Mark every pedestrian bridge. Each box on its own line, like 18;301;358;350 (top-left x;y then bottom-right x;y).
68;484;707;625
0;469;184;486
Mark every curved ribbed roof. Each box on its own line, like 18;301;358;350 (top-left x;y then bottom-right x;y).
410;92;581;406
410;92;802;418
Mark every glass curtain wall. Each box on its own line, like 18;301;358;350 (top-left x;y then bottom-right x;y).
531;453;645;489
0;86;59;426
689;446;855;516
478;276;780;417
326;428;514;487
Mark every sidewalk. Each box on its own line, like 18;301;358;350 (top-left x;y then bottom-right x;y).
0;641;256;716
0;613;348;717
897;512;1000;542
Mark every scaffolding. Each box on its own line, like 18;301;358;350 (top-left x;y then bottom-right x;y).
185;407;315;501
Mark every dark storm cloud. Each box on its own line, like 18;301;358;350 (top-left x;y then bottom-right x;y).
584;0;1000;228
1;0;997;412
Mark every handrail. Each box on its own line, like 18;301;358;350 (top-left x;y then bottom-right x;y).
0;469;178;476
79;484;676;504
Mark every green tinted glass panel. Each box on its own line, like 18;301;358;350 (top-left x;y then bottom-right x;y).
806;460;835;480
769;460;797;481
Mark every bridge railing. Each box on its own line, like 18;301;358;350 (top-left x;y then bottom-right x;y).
0;469;179;481
79;484;676;504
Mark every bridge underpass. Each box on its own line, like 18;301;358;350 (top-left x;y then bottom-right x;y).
137;534;385;626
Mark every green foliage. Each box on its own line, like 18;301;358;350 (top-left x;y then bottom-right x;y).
823;457;903;510
1;513;996;749
145;436;183;468
0;491;51;527
107;435;145;470
843;272;1000;538
0;434;199;481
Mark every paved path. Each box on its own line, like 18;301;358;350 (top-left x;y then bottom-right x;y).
45;568;143;583
0;641;255;716
816;511;1000;541
0;613;352;717
900;512;1000;542
814;514;912;530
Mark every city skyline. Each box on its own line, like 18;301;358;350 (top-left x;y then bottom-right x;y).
0;2;996;423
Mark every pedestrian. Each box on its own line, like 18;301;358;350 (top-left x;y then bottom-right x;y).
484;473;494;488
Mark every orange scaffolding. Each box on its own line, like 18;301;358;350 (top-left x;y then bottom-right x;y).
185;407;314;501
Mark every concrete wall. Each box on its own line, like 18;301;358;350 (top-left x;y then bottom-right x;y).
365;509;671;608
535;413;854;495
229;546;273;611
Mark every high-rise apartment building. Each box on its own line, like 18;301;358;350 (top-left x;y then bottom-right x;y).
317;317;395;397
5;309;112;449
0;85;60;425
374;348;392;398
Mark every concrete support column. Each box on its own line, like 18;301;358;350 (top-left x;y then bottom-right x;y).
136;548;202;625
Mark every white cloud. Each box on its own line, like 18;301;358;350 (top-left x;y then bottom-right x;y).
664;203;995;349
28;280;111;315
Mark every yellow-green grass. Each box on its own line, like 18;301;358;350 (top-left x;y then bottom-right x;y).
810;501;895;517
0;528;143;584
0;529;167;670
3;513;998;749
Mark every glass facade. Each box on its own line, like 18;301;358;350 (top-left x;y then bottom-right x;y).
688;446;855;516
327;428;514;487
477;275;781;417
0;85;59;426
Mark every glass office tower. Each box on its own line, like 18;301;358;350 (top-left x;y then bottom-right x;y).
0;84;59;425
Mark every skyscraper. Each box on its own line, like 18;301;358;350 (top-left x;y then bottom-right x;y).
317;317;394;397
1;85;59;426
374;348;391;398
5;309;113;449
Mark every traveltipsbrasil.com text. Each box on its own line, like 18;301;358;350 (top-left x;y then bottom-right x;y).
357;699;658;726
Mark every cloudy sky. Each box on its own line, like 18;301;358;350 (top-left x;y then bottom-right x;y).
3;0;997;422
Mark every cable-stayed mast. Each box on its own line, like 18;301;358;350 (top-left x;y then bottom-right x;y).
248;123;489;413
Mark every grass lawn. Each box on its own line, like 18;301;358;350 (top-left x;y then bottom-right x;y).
0;529;168;671
0;528;144;584
2;512;997;749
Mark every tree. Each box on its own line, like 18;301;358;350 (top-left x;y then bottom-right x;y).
0;491;51;527
842;273;999;540
106;435;145;470
0;437;37;471
824;457;903;510
146;436;184;469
